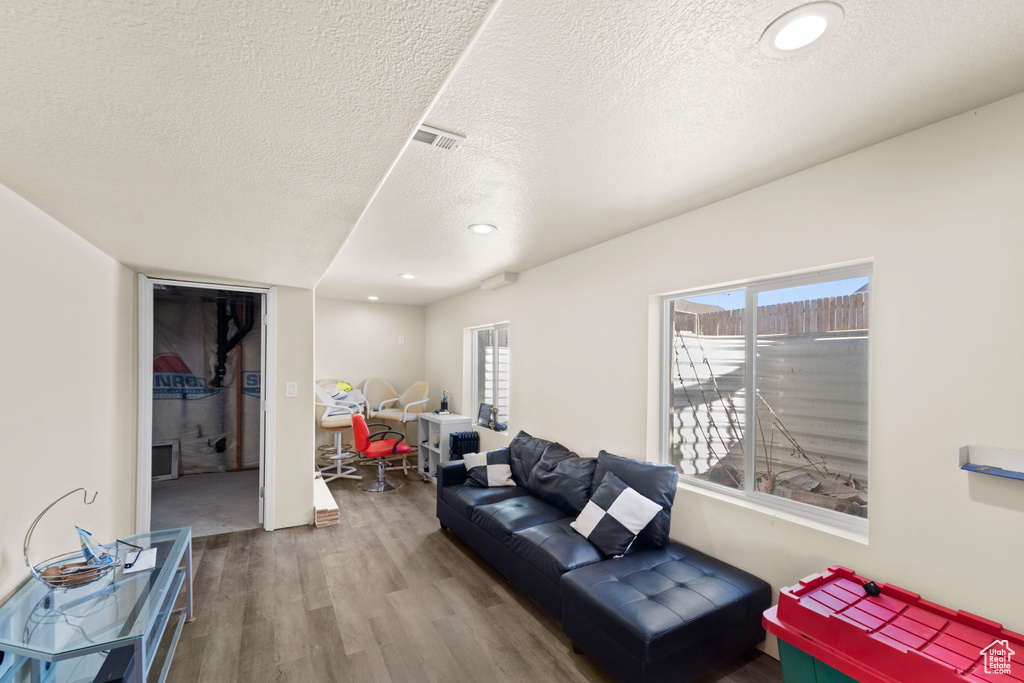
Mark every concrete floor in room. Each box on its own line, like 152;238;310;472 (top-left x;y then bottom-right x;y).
152;470;261;537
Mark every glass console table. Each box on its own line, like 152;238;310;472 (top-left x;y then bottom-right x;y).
0;527;192;683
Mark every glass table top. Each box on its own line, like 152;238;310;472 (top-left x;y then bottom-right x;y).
0;527;190;661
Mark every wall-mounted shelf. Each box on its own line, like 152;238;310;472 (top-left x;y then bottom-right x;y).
959;445;1024;482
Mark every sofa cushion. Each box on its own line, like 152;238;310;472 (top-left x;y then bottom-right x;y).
442;484;529;519
471;496;567;545
464;449;516;488
571;472;663;557
510;518;604;582
508;430;570;487
437;459;467;488
560;542;771;664
526;449;597;516
594;450;678;549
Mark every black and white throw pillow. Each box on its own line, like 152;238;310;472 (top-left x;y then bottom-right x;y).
570;472;663;557
594;450;678;549
463;450;515;488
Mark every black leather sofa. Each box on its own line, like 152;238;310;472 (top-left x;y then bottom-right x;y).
436;430;772;683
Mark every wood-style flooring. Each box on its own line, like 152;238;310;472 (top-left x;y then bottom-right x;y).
159;469;783;682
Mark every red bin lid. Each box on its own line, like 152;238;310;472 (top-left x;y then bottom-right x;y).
763;566;1024;683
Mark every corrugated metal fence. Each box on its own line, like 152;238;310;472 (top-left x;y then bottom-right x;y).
670;293;869;515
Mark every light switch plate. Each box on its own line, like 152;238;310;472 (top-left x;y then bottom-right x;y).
399;335;405;344
286;382;297;397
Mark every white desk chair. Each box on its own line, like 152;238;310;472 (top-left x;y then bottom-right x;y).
314;380;364;482
362;378;400;415
371;381;429;472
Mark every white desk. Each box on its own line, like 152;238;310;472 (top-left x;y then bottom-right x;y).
417;413;472;482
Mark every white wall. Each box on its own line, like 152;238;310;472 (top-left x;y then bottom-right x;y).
314;296;426;447
272;286;316;528
0;184;136;599
425;92;1024;645
314;297;425;391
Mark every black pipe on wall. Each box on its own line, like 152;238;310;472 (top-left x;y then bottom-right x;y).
210;295;256;388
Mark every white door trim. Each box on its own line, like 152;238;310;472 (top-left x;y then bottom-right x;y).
263;287;278;530
136;276;276;533
136;274;154;534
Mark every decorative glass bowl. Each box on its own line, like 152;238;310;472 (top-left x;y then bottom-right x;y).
23;488;123;590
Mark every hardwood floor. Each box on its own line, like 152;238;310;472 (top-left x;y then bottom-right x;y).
160;469;782;682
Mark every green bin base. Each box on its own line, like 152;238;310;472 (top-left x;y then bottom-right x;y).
778;640;860;683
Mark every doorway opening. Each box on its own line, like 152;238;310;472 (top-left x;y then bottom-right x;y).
137;277;275;536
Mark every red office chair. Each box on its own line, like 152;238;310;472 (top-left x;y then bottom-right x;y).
352;414;412;492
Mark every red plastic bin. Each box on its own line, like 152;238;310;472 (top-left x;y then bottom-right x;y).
763;566;1024;683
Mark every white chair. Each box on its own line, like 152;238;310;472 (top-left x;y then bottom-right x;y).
314;380;363;482
362;378;400;415
371;381;429;472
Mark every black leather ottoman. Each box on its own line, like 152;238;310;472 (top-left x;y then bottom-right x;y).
560;542;771;683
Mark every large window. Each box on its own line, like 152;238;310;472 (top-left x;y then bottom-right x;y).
472;323;510;427
665;266;871;530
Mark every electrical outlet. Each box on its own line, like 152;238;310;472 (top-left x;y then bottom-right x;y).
286;382;297;397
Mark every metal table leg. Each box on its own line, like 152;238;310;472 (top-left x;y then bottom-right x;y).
184;537;194;622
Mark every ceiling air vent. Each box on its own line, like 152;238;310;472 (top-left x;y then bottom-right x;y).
412;124;466;153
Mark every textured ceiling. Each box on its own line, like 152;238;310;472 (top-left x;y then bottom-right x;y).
317;0;1024;304
4;2;1024;301
0;0;491;288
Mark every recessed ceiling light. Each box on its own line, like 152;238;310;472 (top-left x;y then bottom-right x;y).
367;296;379;301
399;273;416;280
469;224;497;235
760;2;844;58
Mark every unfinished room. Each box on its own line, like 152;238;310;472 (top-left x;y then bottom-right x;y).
1;1;1023;682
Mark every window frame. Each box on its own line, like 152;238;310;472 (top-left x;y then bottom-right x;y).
661;264;872;534
471;321;510;429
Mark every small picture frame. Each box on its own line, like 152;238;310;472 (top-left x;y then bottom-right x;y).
477;402;493;426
